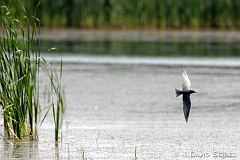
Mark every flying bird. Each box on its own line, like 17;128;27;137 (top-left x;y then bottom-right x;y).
175;69;197;123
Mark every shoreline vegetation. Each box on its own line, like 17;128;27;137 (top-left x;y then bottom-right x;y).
0;0;64;142
38;0;240;29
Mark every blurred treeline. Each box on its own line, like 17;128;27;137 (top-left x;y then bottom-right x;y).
37;0;240;29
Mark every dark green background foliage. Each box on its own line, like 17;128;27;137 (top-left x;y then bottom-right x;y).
35;0;240;29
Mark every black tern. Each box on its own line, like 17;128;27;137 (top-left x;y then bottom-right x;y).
175;69;197;123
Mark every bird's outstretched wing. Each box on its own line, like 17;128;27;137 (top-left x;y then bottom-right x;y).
183;94;191;123
182;69;191;91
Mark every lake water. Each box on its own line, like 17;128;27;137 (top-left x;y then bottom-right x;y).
1;63;240;159
1;33;240;159
41;40;240;57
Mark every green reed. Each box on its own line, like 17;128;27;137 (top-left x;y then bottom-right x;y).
0;0;64;142
41;57;65;142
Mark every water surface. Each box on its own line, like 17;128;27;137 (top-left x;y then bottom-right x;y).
1;31;240;159
41;40;240;57
1;63;240;159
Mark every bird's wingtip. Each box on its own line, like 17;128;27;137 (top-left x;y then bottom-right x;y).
185;116;189;123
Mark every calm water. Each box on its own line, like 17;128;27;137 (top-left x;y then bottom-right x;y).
41;40;240;57
1;63;240;159
1;36;240;159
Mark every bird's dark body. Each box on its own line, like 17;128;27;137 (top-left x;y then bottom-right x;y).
175;89;196;123
176;90;195;95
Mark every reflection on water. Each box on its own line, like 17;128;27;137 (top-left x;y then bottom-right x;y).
54;144;60;160
0;139;70;159
40;40;240;57
1;140;39;159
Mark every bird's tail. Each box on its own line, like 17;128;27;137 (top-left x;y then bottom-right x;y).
175;89;182;97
